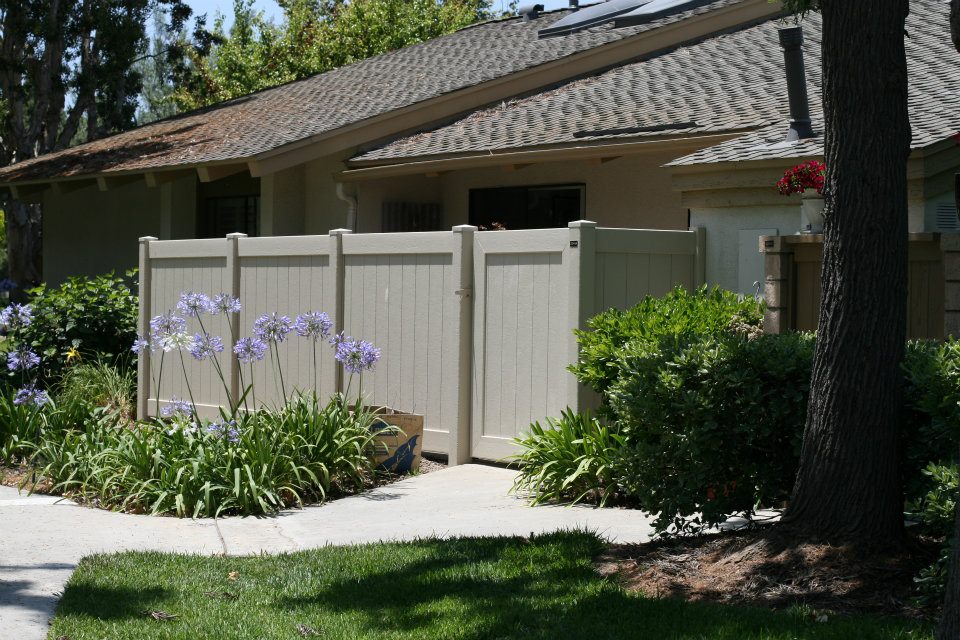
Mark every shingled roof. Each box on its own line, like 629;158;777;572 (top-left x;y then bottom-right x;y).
0;0;753;184
351;0;960;167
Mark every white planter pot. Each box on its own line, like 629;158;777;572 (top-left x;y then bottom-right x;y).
800;194;825;233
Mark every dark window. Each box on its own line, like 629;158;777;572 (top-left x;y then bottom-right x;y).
202;196;259;238
468;184;584;230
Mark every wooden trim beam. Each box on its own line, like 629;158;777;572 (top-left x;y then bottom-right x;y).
197;164;248;183
96;175;142;191
50;180;95;195
146;170;194;188
9;183;46;203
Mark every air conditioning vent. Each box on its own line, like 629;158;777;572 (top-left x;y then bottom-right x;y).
381;202;443;233
936;202;959;231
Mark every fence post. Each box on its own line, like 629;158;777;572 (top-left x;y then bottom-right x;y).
225;233;247;404
137;236;157;420
691;226;706;287
760;235;794;334
942;233;960;338
450;224;476;466
567;220;598;413
329;228;352;394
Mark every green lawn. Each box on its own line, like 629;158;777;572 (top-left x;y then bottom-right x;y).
50;532;931;640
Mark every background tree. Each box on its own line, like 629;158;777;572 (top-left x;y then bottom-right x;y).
0;0;208;295
175;0;493;110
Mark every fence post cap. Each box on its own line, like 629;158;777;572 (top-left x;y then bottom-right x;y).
452;225;478;234
329;228;352;236
138;236;158;242
226;232;248;239
568;220;597;229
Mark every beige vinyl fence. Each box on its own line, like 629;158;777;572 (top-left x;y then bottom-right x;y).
137;222;705;463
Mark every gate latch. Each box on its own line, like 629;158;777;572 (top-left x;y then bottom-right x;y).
455;287;472;297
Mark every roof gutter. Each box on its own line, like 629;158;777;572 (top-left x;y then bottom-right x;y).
334;132;748;182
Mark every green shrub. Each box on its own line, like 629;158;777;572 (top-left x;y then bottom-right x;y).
31;394;382;517
608;331;814;533
56;360;135;424
911;463;959;606
15;271;138;383
0;388;47;462
511;409;625;506
570;286;763;402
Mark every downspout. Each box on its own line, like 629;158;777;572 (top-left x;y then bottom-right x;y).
335;182;358;231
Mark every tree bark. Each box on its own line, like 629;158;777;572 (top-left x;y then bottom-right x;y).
5;200;42;300
782;0;911;546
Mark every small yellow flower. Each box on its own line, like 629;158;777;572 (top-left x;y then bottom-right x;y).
65;347;79;362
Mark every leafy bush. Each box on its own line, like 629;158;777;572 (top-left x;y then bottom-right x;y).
56;360;135;424
608;331;814;532
570;286;763;402
32;394;382;517
511;409;625;506
912;463;959;606
16;271;138;382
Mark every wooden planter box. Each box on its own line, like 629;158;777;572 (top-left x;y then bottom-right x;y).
365;407;424;473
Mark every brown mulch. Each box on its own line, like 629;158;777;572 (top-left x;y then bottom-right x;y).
0;464;52;493
597;527;940;619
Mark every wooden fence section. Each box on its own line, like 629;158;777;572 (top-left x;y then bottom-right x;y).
761;233;949;339
138;222;705;462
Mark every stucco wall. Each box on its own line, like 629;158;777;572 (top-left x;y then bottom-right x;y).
43;181;163;284
304;153;356;234
690;205;799;294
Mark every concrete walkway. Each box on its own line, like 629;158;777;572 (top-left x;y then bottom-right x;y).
0;464;655;640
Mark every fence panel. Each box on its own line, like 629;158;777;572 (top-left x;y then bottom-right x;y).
471;229;573;461
341;232;461;454
236;235;337;408
146;239;229;417
593;228;702;312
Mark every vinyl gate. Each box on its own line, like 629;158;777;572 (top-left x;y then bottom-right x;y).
137;222;705;463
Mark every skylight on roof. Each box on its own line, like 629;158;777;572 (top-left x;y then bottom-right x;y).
538;0;710;38
613;0;714;27
538;0;654;38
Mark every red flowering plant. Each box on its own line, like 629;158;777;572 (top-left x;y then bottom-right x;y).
776;159;825;196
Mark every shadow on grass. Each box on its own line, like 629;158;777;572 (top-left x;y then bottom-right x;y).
54;583;171;621
275;532;929;640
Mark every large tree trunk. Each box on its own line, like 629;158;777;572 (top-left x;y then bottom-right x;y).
6;200;42;300
782;0;911;546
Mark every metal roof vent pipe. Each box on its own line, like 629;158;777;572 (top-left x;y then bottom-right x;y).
778;25;815;142
519;3;544;20
569;0;579;10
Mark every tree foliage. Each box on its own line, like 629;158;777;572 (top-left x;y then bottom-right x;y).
174;0;495;111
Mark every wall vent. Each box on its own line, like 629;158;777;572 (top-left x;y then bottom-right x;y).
936;202;959;231
382;202;443;233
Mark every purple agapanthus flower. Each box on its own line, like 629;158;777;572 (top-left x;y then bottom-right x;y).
14;385;49;408
211;293;242;315
177;292;213;316
0;279;17;293
335;339;381;374
253;313;293;343
149;312;187;340
0;303;32;331
294;311;333;340
207;418;240;443
7;347;40;372
190;332;224;361
131;335;150;355
328;331;347;347
160;396;192;418
233;337;267;364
